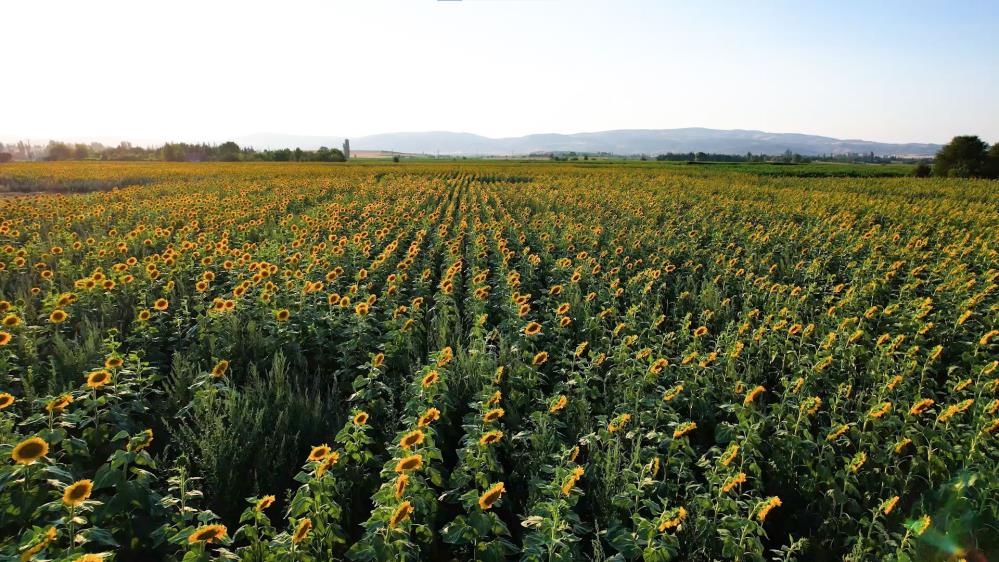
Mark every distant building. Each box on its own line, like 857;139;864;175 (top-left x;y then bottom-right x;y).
343;139;350;160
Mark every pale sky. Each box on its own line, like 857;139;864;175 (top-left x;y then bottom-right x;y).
3;0;997;145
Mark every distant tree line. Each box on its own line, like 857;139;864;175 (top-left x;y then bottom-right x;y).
0;141;346;163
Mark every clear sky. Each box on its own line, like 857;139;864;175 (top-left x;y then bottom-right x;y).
3;0;997;145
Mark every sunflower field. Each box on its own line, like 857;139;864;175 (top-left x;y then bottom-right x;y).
0;161;996;562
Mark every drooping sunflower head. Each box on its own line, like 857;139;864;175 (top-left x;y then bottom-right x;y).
292;518;312;544
86;370;112;389
188;523;227;544
395;454;423;473
417;407;440;427
478;482;505;510
12;436;49;465
316;451;340;477
479;430;503;446
46;394;73;413
483;408;505;423
128;429;154;453
211;360;230;378
62;479;94;507
549;395;568;413
389;501;413;528
255;495;276;512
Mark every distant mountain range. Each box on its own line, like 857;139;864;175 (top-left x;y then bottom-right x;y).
236;128;941;157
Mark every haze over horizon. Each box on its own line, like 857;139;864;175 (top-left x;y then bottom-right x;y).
4;0;998;145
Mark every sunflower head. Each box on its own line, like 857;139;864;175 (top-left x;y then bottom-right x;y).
211;360;230;378
353;411;369;425
308;444;332;462
399;430;425;450
292;518;312;544
274;308;290;321
395;454;423;472
389;501;413;528
86;370;112;389
153;298;169;311
62;479;94;507
0;392;15;410
255;495;276;512
0;331;11;345
188;524;227;544
478;482;506;510
46;394;73;413
49;309;68;324
12;436;49;465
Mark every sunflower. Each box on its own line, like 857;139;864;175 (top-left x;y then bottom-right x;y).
2;314;21;327
483;408;504;423
153;298;169;311
549;395;568;413
721;472;747;493
20;527;57;562
399;430;425;450
316;451;340;477
62;479;93;507
743;385;765;405
12;436;48;464
523;321;542;336
479;430;503;445
255;495;276;511
389;501;413;528
372;353;385;368
561;466;584;496
128;429;154;452
693;326;708;337
0;392;14;409
188;523;227;544
881;495;900;515
104;356;123;369
46;394;73;413
478;482;505;510
756;496;782;522
532;351;548;365
421;371;440;388
353;411;369;425
0;331;11;345
394;454;423;472
211;360;229;378
308;444;332;462
290;518;312;544
909;398;934;415
73;553;103;562
355;302;369;316
48;309;68;324
417;407;440;427
136;309;151;321
86;370;112;389
274;309;290;321
658;506;688;532
673;421;697;439
394;474;409;499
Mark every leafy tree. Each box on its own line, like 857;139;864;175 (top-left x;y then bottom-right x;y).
933;135;988;178
913;161;931;178
0;153;12;163
218;141;241;162
985;143;999;179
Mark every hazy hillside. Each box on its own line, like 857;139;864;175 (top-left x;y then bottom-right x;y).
236;128;942;157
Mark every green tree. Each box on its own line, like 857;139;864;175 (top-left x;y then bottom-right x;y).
933;135;988;178
985;143;999;179
218;141;241;162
